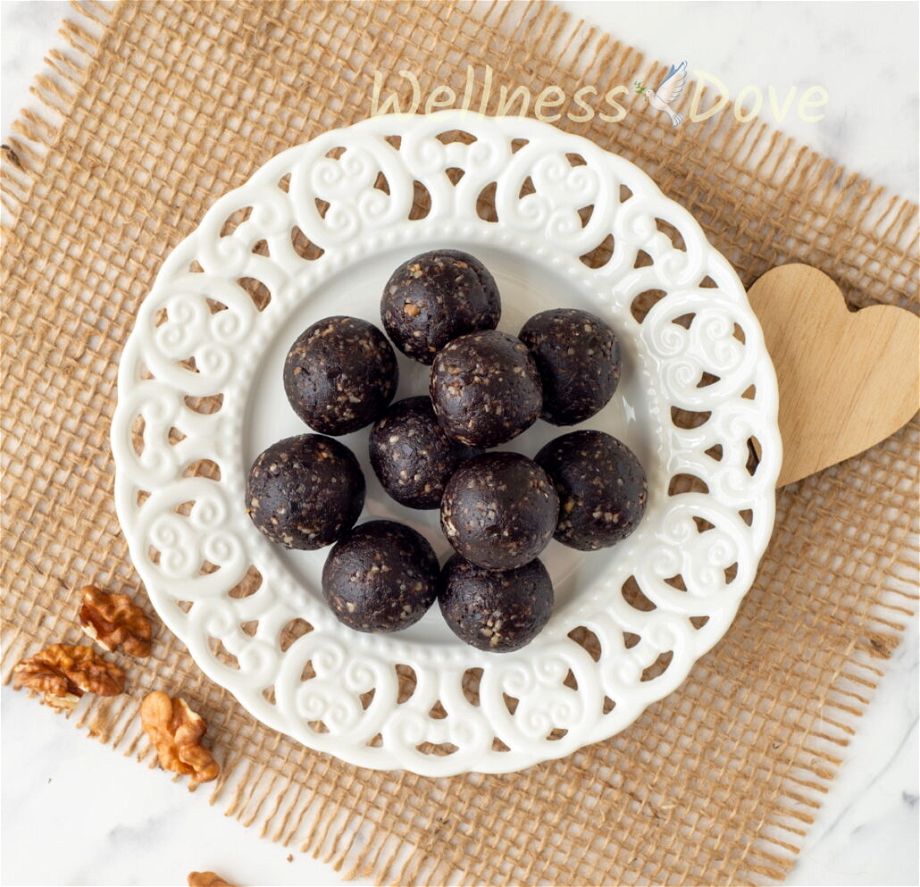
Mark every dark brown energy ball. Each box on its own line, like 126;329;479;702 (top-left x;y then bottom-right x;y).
535;430;647;551
321;520;440;633
519;308;621;426
369;397;479;510
283;315;398;435
247;434;365;550
381;249;501;363
439;555;554;652
440;452;559;571
429;330;542;447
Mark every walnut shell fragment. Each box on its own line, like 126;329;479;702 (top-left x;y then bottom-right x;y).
79;585;153;657
12;644;126;711
140;690;219;786
188;873;235;887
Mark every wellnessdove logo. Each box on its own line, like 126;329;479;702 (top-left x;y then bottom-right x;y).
634;61;688;127
369;64;829;126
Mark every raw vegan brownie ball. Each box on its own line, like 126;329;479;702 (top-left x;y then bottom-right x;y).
381;249;501;363
429;330;543;448
535;430;647;551
519;308;621;425
247;434;365;550
439;555;554;652
283;315;398;436
369;397;479;510
322;520;440;633
440;452;559;571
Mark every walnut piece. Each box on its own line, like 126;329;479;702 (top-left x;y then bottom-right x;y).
141;691;219;785
12;644;126;711
187;873;235;887
79;585;153;657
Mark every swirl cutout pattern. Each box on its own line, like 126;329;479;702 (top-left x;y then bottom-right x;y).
111;112;780;776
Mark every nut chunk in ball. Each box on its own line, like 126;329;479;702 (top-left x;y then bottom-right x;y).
369;397;479;510
519;308;621;425
381;249;501;363
247;434;365;550
283;315;398;435
440;452;559;571
439;556;554;652
535;430;647;551
430;330;542;447
322;520;440;632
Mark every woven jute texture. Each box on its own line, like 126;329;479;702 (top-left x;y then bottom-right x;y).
2;2;918;884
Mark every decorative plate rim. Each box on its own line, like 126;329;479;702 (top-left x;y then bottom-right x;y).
112;111;781;776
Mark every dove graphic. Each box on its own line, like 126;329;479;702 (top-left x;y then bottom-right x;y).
634;61;688;127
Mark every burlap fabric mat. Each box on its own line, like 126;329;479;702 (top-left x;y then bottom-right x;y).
2;2;918;884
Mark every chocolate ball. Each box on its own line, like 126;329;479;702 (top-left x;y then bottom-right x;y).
440;452;559;571
439;556;554;652
369;397;479;510
247;434;365;550
381;249;501;363
519;308;621;425
535;430;647;550
283;315;398;435
322;520;440;633
429;330;542;447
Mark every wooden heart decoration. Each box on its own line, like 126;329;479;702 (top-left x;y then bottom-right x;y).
748;264;919;487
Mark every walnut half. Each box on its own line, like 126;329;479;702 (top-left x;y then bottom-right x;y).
187;873;235;887
141;691;219;786
79;585;152;657
12;644;126;711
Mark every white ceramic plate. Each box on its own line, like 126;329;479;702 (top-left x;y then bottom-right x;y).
111;111;781;776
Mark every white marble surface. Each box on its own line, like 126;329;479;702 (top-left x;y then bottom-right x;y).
2;2;917;885
565;1;919;199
